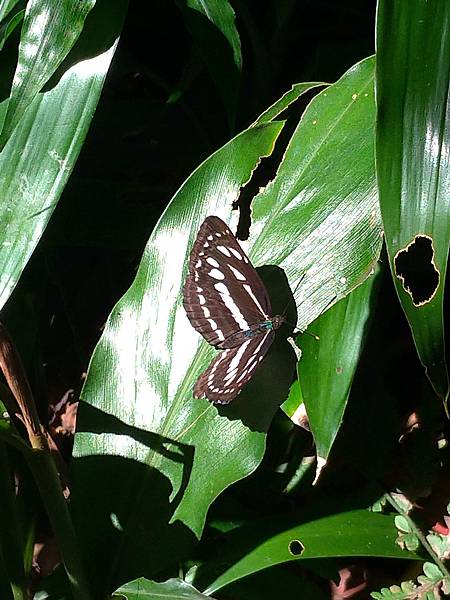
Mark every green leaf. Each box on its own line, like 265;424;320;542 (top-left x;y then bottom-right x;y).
375;0;450;400
0;8;24;52
0;0;96;149
72;58;381;594
292;268;379;464
114;577;215;599
0;2;125;312
196;509;420;595
250;56;381;332
175;0;242;129
71;122;288;595
0;0;20;24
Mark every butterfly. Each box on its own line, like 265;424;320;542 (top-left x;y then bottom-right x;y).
183;215;285;403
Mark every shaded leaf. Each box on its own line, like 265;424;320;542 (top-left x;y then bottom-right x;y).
291;267;380;465
0;7;23;52
183;0;241;70
0;0;20;24
196;509;420;595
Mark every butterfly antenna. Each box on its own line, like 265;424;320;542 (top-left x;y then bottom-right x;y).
281;272;306;317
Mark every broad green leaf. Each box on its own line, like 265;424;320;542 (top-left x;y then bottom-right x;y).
290;267;380;466
376;0;450;400
115;577;215;600
196;509;421;595
0;3;126;311
250;56;381;331
0;0;96;148
71;122;289;595
72;59;381;593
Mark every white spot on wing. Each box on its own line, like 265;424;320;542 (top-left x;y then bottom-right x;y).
209;269;225;280
229;247;242;260
198;294;205;304
206;257;220;268
207;318;218;330
227;339;252;373
229;265;246;281
217;245;231;257
195;259;202;268
207;235;214;241
214;282;249;330
201;306;210;318
243;283;267;316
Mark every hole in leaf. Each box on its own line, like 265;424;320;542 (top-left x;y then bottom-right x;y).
394;235;439;306
288;539;304;556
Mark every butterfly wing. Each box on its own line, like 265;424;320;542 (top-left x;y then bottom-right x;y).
183;216;272;349
194;329;275;403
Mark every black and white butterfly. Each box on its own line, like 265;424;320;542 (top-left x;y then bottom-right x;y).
183;215;285;403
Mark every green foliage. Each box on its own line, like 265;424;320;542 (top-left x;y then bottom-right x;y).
0;1;448;599
371;562;449;600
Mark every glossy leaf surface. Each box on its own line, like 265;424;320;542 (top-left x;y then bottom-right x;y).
71;122;289;594
0;3;124;311
292;268;379;464
376;0;450;399
197;509;420;594
0;0;96;148
251;56;381;332
72;58;382;593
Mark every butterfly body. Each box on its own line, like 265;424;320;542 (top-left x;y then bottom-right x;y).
183;215;284;404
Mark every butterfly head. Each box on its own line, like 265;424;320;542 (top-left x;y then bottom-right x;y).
271;314;286;330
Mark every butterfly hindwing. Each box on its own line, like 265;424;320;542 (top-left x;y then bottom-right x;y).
193;330;275;404
183;216;272;349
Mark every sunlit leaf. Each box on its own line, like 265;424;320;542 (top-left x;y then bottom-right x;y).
251;56;381;331
0;5;124;311
71;121;288;595
376;0;450;400
0;0;96;148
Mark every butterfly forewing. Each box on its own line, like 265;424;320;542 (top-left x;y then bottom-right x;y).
183;216;272;349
